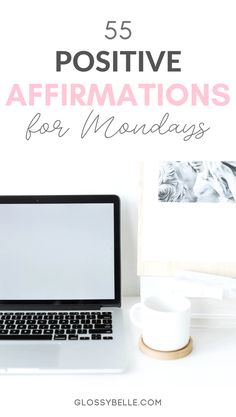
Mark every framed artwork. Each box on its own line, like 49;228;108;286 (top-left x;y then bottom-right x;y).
138;161;236;277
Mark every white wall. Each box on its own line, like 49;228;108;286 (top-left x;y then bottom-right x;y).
0;0;235;296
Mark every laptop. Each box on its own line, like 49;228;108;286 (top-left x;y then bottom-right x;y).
0;194;127;373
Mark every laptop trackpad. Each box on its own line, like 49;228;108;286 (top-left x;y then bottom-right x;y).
0;343;60;370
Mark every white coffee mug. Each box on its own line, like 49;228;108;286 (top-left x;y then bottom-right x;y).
130;293;191;351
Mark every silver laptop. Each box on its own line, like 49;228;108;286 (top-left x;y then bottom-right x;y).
0;195;127;373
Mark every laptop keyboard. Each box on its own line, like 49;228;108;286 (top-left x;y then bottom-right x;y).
0;311;113;341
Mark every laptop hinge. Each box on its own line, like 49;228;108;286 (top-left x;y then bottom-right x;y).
72;305;102;311
0;304;103;311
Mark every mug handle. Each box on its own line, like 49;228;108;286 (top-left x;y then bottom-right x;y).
130;302;142;328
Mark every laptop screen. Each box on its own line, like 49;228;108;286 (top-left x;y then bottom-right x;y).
0;196;120;307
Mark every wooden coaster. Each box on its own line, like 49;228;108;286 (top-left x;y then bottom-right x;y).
139;337;193;360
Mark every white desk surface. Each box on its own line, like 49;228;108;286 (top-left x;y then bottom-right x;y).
0;297;236;417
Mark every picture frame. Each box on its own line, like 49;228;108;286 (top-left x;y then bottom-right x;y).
138;161;236;277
